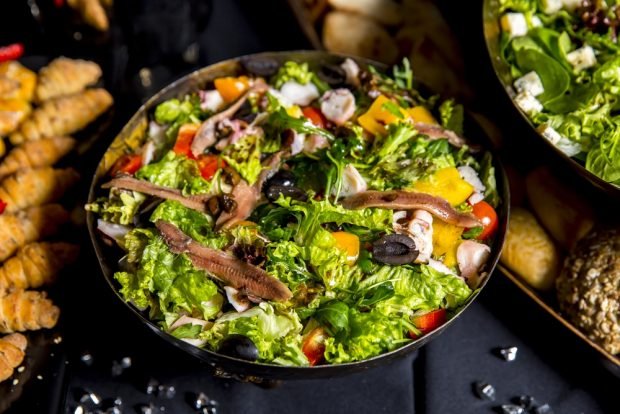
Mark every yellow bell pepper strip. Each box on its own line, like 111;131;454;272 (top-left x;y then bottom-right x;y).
411;167;474;206
358;95;439;135
214;76;250;103
407;106;438;125
331;231;360;266
358;95;406;136
286;105;303;118
432;221;463;267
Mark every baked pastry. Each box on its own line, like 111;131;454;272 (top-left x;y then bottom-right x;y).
0;290;60;333
0;333;27;382
0;136;76;179
501;207;561;290
35;57;102;102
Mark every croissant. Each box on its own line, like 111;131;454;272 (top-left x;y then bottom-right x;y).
0;242;80;293
0;99;31;136
0;333;27;382
9;88;113;144
0;136;76;179
0;61;37;102
35;57;102;102
0;167;79;213
67;0;109;31
0;290;60;333
0;204;69;262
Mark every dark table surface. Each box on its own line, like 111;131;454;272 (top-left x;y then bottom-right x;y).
0;1;618;413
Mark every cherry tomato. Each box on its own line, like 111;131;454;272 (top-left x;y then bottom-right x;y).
110;154;142;176
54;0;65;7
0;43;24;63
196;154;226;180
173;123;199;158
471;201;498;240
302;106;326;129
302;327;328;366
410;309;446;339
0;199;7;215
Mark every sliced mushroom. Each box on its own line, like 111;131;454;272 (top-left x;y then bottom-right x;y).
320;88;356;125
340;58;361;87
334;164;367;198
224;286;251;312
457;240;491;287
407;210;434;263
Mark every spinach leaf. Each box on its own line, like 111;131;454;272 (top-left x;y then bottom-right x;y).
515;48;570;103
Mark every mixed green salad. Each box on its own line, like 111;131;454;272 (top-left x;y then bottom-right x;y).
88;57;499;366
498;0;620;185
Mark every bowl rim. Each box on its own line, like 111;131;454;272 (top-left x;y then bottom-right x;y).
481;0;620;196
86;50;510;376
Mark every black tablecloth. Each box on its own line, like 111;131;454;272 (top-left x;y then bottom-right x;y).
1;1;618;413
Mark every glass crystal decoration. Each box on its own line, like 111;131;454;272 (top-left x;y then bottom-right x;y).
80;352;94;366
515;395;536;409
534;403;554;414
146;378;159;395
194;392;211;410
500;404;525;414
474;381;496;401
499;346;518;362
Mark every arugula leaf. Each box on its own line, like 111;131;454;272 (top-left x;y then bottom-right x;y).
272;61;329;93
462;226;484;240
315;300;350;335
392;58;413;90
357;282;395;307
266;105;334;140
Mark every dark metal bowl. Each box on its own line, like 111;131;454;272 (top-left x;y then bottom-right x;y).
86;51;510;380
482;0;620;197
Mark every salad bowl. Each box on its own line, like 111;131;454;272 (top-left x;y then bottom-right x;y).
482;0;620;197
86;51;510;380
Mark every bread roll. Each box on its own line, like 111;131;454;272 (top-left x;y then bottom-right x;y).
501;207;561;290
525;167;595;251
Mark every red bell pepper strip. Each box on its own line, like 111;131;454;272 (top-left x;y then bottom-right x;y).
0;199;7;215
410;309;447;339
54;0;65;7
110;154;143;176
173;124;199;159
0;43;24;63
302;107;326;129
196;154;226;180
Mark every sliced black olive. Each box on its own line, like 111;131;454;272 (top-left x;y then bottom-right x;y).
220;194;237;213
372;234;419;265
207;196;221;216
265;170;296;189
218;334;259;361
265;185;308;202
318;64;346;86
241;57;280;77
223;167;241;186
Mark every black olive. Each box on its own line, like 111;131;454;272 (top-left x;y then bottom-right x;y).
265;170;296;189
220;194;237;213
218;334;259;361
241;57;280;77
207;196;221;216
265;185;308;202
318;63;346;86
372;234;419;265
223;167;241;186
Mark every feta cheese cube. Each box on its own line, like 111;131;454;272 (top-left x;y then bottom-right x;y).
514;71;545;97
562;0;582;11
500;13;528;38
566;45;597;71
541;0;562;14
537;124;583;157
514;91;543;114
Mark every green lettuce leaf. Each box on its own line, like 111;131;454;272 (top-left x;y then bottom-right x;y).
115;230;223;320
85;190;146;226
438;99;464;136
136;151;212;194
201;302;308;366
221;134;263;185
150;200;228;249
271;61;329;93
